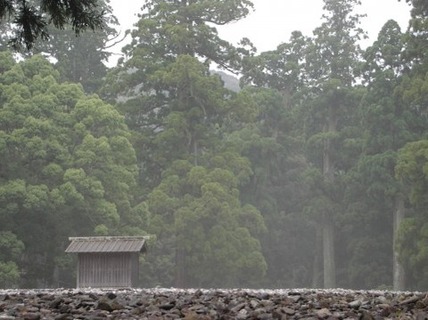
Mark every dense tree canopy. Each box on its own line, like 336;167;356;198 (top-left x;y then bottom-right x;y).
100;0;268;288
1;0;428;290
0;0;104;50
0;52;141;287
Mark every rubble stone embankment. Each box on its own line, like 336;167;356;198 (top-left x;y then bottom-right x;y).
0;288;427;319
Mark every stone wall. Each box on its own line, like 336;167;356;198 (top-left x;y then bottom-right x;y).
0;288;426;319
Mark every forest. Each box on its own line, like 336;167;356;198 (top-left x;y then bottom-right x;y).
0;0;427;291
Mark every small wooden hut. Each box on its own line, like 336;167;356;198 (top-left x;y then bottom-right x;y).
65;236;147;288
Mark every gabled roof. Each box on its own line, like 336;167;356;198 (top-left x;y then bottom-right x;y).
65;236;147;253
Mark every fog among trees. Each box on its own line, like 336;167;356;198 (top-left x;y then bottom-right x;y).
0;0;427;291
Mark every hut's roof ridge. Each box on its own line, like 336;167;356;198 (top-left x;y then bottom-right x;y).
65;236;147;253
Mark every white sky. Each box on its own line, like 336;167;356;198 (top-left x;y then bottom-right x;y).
109;0;411;60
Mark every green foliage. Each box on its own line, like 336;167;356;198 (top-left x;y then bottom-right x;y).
19;1;121;93
0;231;24;262
2;0;428;291
396;216;428;290
396;140;428;206
133;0;252;69
0;0;104;50
100;0;270;288
241;30;310;93
0;232;24;288
0;261;20;288
143;156;267;287
0;53;139;287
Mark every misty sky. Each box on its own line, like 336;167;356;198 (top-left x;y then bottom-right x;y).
109;0;411;60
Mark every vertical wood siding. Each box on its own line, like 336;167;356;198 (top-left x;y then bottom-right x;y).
131;253;139;286
78;253;133;288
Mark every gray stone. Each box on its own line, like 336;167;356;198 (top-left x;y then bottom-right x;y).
316;308;332;318
22;312;41;320
54;314;73;320
237;308;248;320
399;295;421;305
359;310;375;320
96;298;114;312
0;287;426;319
283;307;295;315
50;297;63;309
349;299;362;309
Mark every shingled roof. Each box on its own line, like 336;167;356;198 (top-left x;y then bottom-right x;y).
65;236;147;253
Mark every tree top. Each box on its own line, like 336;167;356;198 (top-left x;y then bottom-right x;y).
0;0;104;50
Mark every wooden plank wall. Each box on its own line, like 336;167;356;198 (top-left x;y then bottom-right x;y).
78;253;132;288
131;253;139;287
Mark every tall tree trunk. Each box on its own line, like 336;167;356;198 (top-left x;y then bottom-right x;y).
312;228;323;288
175;231;186;288
193;139;198;166
322;105;337;288
175;247;185;288
323;215;336;288
393;194;405;290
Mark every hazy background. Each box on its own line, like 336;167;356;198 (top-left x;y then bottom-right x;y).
109;0;412;56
